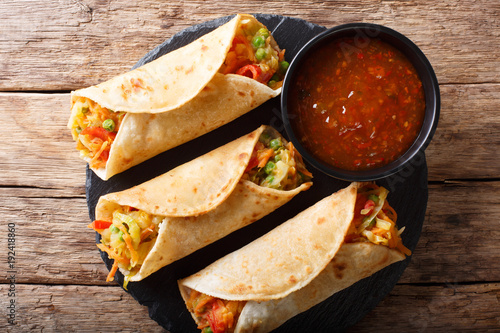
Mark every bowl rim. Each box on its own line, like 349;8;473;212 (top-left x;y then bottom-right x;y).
281;22;440;181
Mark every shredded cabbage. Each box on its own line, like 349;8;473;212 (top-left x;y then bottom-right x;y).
375;217;392;230
345;183;412;256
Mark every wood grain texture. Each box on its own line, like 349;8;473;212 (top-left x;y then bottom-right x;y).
0;84;498;188
0;284;166;333
1;283;498;332
400;181;500;284
425;84;500;181
1;1;499;331
0;187;109;286
349;283;500;332
0;181;498;286
0;0;499;91
0;93;86;188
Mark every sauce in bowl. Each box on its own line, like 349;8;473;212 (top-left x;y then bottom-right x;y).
288;37;425;171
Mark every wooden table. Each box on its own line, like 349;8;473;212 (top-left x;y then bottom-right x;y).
1;1;499;331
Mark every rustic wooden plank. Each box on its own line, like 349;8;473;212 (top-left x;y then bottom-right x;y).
0;0;498;91
0;283;498;332
425;84;500;181
0;284;166;332
349;283;500;332
1;181;499;286
0;93;85;188
1;84;498;188
0;188;109;285
399;181;500;284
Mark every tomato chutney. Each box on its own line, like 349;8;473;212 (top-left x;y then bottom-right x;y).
288;37;425;171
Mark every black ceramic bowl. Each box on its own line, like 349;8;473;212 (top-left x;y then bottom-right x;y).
281;23;440;181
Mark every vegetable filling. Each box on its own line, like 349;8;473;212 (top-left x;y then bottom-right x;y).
69;96;125;169
220;20;289;89
88;206;162;288
242;129;313;190
185;183;409;333
71;21;287;168
186;289;246;333
89;130;311;287
344;183;411;255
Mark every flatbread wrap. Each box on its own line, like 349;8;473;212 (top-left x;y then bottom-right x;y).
68;14;289;180
178;182;411;333
88;125;312;287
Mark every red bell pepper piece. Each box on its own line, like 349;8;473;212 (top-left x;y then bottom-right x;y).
88;220;113;230
363;199;376;215
207;301;227;333
236;64;262;80
80;126;116;142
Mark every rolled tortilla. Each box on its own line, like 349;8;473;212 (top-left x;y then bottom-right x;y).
91;125;312;285
68;14;286;180
178;182;410;333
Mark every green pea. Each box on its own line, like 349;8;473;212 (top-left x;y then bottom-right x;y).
279;61;289;74
268;80;277;88
75;126;82;134
110;225;119;233
271;73;280;82
118;230;124;242
255;48;267;61
264;161;275;174
257;28;269;39
252;35;265;49
202;327;214;333
274;154;282;162
264;175;274;184
260;133;271;143
269;138;282;150
368;194;380;204
102;119;115;132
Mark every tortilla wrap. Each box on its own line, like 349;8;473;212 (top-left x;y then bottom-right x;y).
178;182;407;333
94;125;312;283
69;14;283;180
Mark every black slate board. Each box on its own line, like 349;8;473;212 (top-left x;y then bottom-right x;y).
86;14;427;333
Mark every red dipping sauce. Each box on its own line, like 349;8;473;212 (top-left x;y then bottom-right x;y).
289;37;425;171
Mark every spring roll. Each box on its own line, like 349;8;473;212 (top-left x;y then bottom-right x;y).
88;125;312;287
178;182;411;333
68;14;289;180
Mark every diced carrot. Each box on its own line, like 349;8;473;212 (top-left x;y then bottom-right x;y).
194;294;214;313
140;224;156;242
116;224;139;265
397;242;412;256
222;35;254;74
96;243;129;265
257;148;274;168
387;229;397;248
106;261;119;282
186;289;200;309
279;49;286;62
